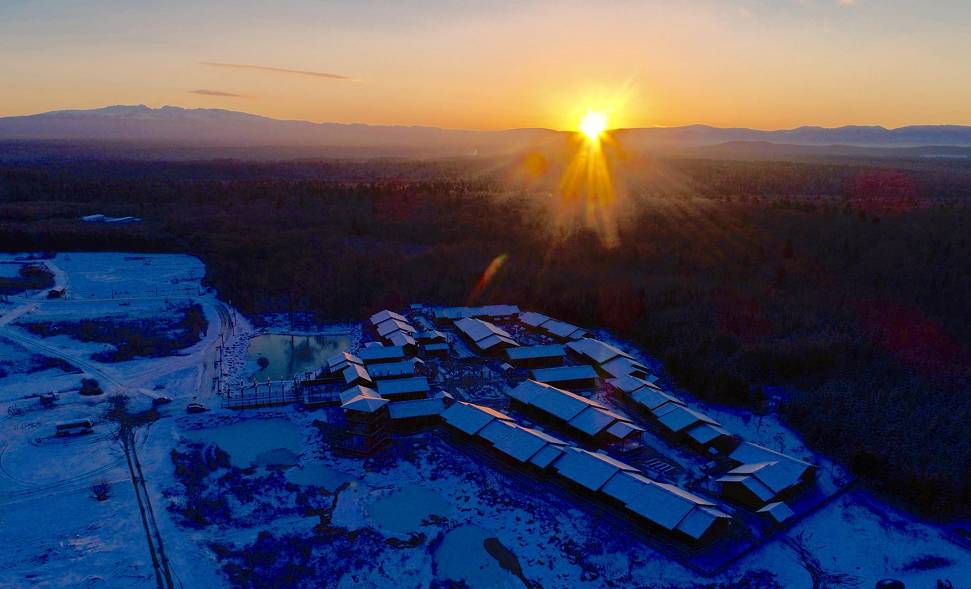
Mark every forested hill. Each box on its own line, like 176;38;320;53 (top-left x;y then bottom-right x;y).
1;155;970;517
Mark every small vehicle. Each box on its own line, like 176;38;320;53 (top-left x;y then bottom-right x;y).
152;396;172;407
185;403;207;414
55;420;94;436
39;392;57;408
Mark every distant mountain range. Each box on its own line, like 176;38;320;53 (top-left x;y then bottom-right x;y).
2;105;971;157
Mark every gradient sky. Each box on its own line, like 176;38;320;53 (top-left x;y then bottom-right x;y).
2;0;971;130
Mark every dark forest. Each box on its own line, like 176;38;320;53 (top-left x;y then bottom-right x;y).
2;153;970;517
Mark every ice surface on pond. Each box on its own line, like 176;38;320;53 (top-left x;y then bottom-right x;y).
434;525;524;589
367;485;454;535
245;333;350;380
184;418;304;467
285;463;354;492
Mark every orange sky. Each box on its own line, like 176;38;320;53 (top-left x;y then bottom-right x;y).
2;1;971;130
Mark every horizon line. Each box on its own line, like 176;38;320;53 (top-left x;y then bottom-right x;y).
2;103;971;135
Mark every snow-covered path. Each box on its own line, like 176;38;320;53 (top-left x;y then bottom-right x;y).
0;253;244;588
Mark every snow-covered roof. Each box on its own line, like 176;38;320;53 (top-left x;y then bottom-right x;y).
340;384;379;405
730;442;813;471
475;333;519;351
549;447;638;491
722;460;806;498
729;443;814;488
529;443;566;469
517;311;551;328
376;376;430;398
340;395;388;413
600;356;650;379
566;406;631;437
601;472;725;536
478;419;554;463
441;401;512;435
340;385;388;413
385;330;417;348
505;344;565;361
367;359;422;379
508;379;604;422
757;501;795;524
566;338;633;365
414;329;446;342
342;363;373;385
454;317;514;342
630;386;680;411
530;365;598;385
370;309;407;325
387;397;446;420
675;506;731;540
541;319;589;340
507;379;636;440
376;318;416;337
435;305;521;320
717;470;776;503
653;402;720;433
607;374;658;395
686;422;731;446
357;345;405;363
327;351;363;372
605;420;645;440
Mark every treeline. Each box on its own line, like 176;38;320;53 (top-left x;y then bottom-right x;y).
1;156;971;515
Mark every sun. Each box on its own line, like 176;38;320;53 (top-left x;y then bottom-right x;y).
579;111;608;141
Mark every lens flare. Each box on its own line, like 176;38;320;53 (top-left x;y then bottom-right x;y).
468;253;508;305
579;111;608;141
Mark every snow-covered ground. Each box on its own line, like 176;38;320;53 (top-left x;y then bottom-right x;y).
0;252;968;588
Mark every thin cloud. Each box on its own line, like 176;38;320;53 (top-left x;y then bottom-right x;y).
189;89;246;97
200;61;353;81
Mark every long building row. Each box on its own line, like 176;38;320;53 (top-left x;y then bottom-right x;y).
512;309;817;514
441;401;732;544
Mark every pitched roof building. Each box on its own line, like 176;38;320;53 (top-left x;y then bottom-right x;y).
608;375;734;454
530;364;599;389
453;317;519;353
505;344;566;367
717;443;815;507
435;305;521;322
376;376;431;400
357;345;406;364
441;401;731;544
370;309;407;326
566;338;633;366
507;380;643;444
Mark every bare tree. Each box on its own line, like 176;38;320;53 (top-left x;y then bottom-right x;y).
91;479;111;501
785;531;860;589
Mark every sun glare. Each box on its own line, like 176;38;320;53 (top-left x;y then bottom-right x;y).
579;111;608;141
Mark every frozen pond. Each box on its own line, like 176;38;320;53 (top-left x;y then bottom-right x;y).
184;419;304;467
246;333;350;381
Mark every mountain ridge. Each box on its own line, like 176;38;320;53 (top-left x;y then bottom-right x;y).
3;105;971;151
